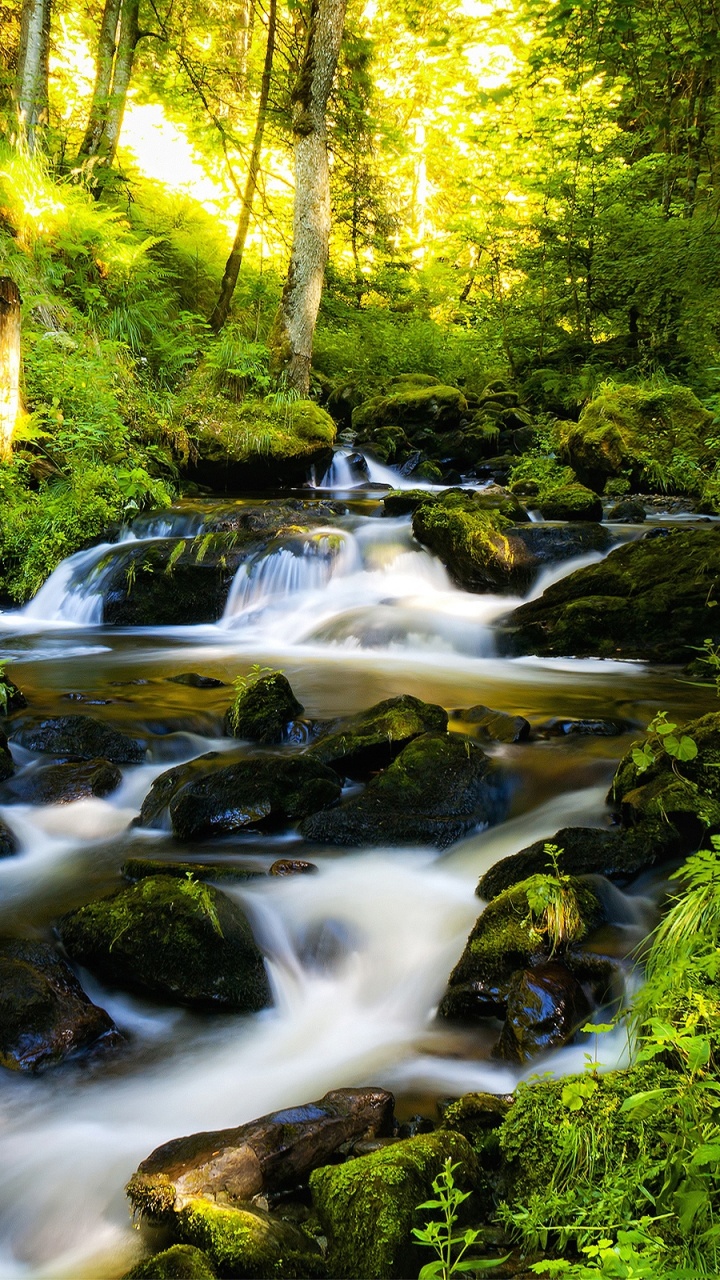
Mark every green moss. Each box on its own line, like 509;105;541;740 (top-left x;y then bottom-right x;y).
226;672;303;743
310;1131;479;1279
412;493;532;593
124;1244;217;1278
174;1200;325;1279
351;384;468;435
536;482;603;521
309;694;448;779
611;710;720;834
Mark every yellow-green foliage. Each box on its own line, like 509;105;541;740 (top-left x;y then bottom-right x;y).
177;376;336;463
173;1200;325;1279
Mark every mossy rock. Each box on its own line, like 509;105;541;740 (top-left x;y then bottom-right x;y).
411;492;535;593
102;535;248;626
2;758;121;805
178;387;336;490
557;383;717;494
11;714;145;763
0;730;13;783
310;1130;480;1279
57;876;271;1011
308;694;448;780
124;1244;217;1278
225;673;304;744
610;710;720;840
301;732;507;849
171;1201;325;1279
351;384;468;440
497;527;720;661
536;482;603;521
439;875;605;1019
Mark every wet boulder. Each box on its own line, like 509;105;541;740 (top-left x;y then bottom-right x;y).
352;383;468;439
102;536;248;627
535;483;603;522
134;752;229;829
167;673;228;689
607;498;647;523
225;672;304;744
0;937;118;1071
610;710;720;841
497;527;720;661
510;521;614;566
169;755;342;841
0;730;13;782
57;875;271;1011
412;492;536;593
0;819;17;858
122;858;265;884
477;824;676;901
2;758;121;805
168;1202;324;1279
0;673;27;716
310;1131;479;1280
557;383;716;495
124;1245;217;1279
494;961;593;1062
269;859;318;876
11;714;145;764
300;733;507;849
308;693;447;779
452;704;530;744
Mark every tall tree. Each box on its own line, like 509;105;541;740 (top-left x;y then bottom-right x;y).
76;0;141;177
76;0;123;162
15;0;51;151
209;0;277;333
0;278;21;463
270;0;347;394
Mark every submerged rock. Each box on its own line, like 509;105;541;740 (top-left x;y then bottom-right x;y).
122;858;266;884
453;704;530;744
310;1131;479;1280
225;672;304;744
167;673;228;689
169;754;342;841
12;715;145;764
2;758;121;805
308;694;448;779
57;875;271;1011
0;938;118;1071
497;527;720;661
301;733;506;849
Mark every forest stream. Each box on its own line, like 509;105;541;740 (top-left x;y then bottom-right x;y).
0;463;714;1280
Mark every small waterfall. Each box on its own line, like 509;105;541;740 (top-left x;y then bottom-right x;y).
312;447;440;492
223;528;362;621
22;538;133;625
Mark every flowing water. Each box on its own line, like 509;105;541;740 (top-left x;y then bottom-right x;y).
0;468;713;1278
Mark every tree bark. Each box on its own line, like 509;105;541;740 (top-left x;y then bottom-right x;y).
76;0;123;163
209;0;277;334
0;279;21;464
270;0;347;395
100;0;140;168
15;0;51;152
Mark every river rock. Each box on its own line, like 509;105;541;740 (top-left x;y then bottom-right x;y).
269;859;318;876
169;755;342;841
2;758;122;805
535;483;603;521
122;858;266;884
0;730;13;782
0;819;18;858
57;876;271;1011
609;710;720;841
535;717;628;737
308;693;448;779
0;674;27;715
102;536;248;627
411;491;536;593
453;704;531;744
477;824;677;900
300;733;507;849
11;715;145;764
124;1244;217;1278
494;961;593;1061
224;672;304;743
127;1087;395;1219
497;527;720;661
310;1131;479;1280
167;673;228;689
0;937;118;1071
510;522;613;565
168;1202;323;1279
180;396;336;490
606;498;647;523
135;752;228;828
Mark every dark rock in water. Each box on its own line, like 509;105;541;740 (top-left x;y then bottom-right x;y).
2;758;122;805
497;527;720;661
124;1244;217;1279
310;1131;479;1280
57;875;271;1011
167;673;228;689
510;522;613;565
122;858;266;884
0;937;119;1071
609;710;720;842
269;859;318;876
536;483;603;522
225;672;304;744
494;961;593;1061
397;1114;435;1139
535;717;627;738
477;824;676;901
12;715;145;764
0;675;27;716
0;730;13;782
300;733;507;849
0;819;17;858
169;755;342;841
127;1087;394;1218
102;537;246;627
308;694;447;780
454;704;530;744
412;491;535;593
135;752;227;829
382;488;438;517
607;498;647;523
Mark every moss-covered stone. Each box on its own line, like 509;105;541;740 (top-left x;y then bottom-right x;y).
225;673;304;744
2;758;121;805
173;1201;325;1278
412;492;535;593
497;527;720;661
57;876;271;1011
308;694;447;779
310;1130;480;1280
352;384;468;437
536;482;603;521
124;1244;217;1279
169;754;342;840
610;710;720;840
122;858;265;884
453;704;530;744
557;383;717;494
11;714;145;763
301;732;507;849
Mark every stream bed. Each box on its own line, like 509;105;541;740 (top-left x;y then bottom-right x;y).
0;480;714;1279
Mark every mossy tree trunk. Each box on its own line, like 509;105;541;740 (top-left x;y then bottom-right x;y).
75;0;141;183
75;0;123;165
0;279;21;464
98;0;140;168
209;0;277;334
270;0;347;395
15;0;51;152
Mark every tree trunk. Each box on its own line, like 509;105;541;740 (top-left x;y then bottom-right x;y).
100;0;140;168
15;0;51;152
209;0;277;333
76;0;123;163
0;279;21;464
270;0;347;395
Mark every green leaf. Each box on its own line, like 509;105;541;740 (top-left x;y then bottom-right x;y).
620;1088;669;1118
